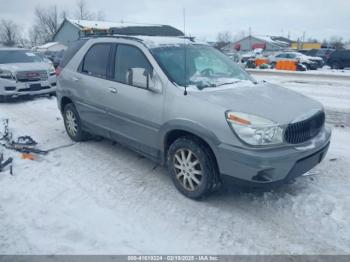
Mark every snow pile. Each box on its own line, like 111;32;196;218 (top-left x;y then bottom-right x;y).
0;75;350;254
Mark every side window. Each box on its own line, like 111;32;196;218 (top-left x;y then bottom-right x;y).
115;45;153;87
82;43;112;78
276;54;285;58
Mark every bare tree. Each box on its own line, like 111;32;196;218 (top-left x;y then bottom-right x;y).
33;5;60;44
0;19;20;46
96;10;106;21
329;36;344;50
60;10;69;21
215;31;234;50
28;25;43;46
232;30;247;42
75;0;94;20
75;0;106;21
217;31;233;44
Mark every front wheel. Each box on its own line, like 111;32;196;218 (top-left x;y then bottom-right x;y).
63;103;89;142
167;136;218;199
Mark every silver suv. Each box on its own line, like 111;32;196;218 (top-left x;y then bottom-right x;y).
0;48;57;101
56;36;331;199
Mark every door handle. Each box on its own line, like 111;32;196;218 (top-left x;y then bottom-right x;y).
109;87;118;94
72;76;81;82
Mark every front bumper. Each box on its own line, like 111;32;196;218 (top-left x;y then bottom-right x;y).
0;76;57;98
216;127;332;187
309;60;324;69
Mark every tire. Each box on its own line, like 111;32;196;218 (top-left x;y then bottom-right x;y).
63;103;89;142
331;61;342;70
167;136;218;199
302;63;311;70
0;95;10;103
270;62;276;69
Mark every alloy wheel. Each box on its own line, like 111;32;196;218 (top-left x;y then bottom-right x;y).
173;148;203;191
65;110;78;137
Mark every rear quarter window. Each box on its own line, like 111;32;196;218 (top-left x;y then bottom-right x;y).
82;43;112;78
60;39;88;68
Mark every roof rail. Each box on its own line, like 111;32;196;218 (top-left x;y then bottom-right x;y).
80;24;184;38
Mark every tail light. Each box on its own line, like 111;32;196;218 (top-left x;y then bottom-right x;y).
55;66;62;76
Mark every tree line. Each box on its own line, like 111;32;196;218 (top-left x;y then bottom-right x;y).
0;0;105;47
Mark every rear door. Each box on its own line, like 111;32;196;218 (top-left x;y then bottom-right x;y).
73;43;115;135
103;44;164;159
343;51;350;67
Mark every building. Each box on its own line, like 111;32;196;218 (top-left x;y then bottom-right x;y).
33;42;67;52
53;18;184;46
290;42;322;50
223;35;292;52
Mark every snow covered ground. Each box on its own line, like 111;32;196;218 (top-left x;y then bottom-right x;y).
0;74;350;255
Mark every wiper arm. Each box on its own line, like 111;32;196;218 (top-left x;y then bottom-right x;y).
216;80;242;87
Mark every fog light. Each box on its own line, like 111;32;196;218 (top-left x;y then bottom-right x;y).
4;86;16;91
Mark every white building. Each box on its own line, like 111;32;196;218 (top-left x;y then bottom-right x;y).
53;18;184;46
223;35;292;52
33;42;67;52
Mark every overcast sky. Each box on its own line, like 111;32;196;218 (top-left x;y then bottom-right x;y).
1;0;349;42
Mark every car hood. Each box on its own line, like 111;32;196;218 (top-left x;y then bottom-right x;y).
306;56;323;61
191;82;323;125
0;62;51;73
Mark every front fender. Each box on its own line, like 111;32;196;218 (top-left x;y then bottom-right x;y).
159;119;221;162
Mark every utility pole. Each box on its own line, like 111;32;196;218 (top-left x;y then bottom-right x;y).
249;26;252;51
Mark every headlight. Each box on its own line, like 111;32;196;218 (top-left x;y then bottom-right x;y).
226;112;284;146
0;69;14;80
49;66;56;75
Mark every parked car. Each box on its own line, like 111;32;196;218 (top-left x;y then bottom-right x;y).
269;52;324;70
224;52;241;63
306;48;335;63
240;48;264;63
56;36;331;199
52;50;65;68
34;52;54;67
0;48;57;102
326;50;350;69
43;50;65;68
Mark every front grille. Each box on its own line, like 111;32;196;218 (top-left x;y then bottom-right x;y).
16;71;48;82
284;111;325;144
18;84;51;92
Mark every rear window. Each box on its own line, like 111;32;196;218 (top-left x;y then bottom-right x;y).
82;43;112;78
60;39;87;68
0;50;42;64
332;50;350;58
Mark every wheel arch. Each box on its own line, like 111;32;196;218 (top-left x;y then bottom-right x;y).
160;120;221;168
60;96;73;113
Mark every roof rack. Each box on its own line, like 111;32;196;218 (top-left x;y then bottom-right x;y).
81;24;184;38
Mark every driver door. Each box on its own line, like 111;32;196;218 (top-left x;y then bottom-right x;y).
103;44;164;159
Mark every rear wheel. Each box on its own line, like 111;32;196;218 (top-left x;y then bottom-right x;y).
167;136;218;199
63;103;89;142
331;61;343;70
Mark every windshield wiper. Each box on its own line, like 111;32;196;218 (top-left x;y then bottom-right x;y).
196;83;217;90
216;80;242;87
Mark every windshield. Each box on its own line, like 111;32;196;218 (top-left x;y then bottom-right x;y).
151;44;254;90
0;50;43;64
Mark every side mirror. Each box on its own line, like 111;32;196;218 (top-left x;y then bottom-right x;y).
127;68;161;92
